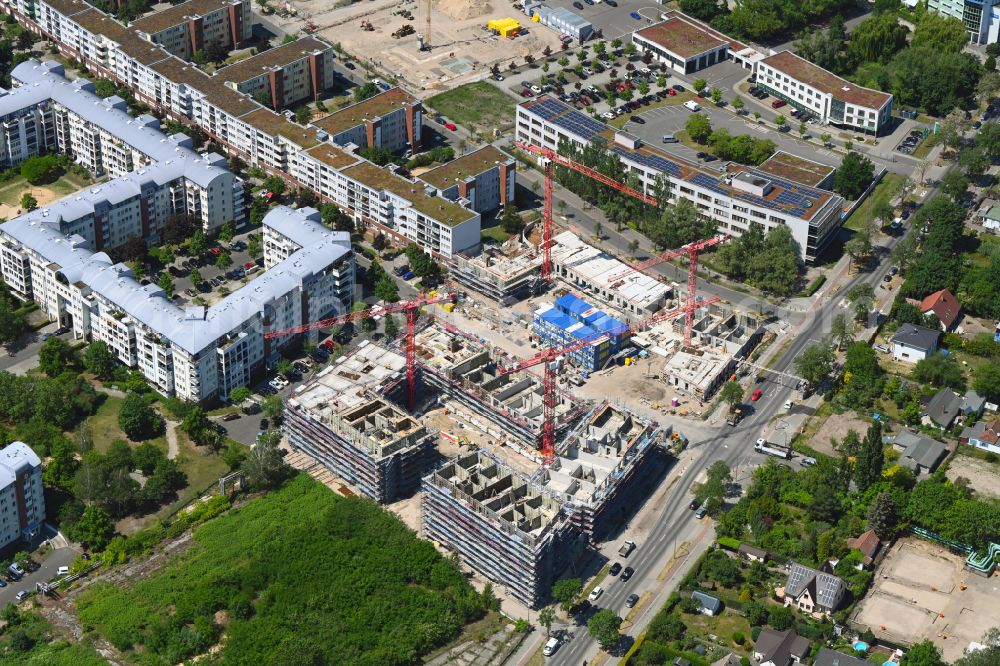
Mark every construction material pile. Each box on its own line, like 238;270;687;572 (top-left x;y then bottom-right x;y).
437;0;492;20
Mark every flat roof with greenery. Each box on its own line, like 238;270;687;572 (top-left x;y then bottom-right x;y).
313;88;418;136
418;146;509;189
343;161;477;227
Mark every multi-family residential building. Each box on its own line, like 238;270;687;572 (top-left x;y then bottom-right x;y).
417;146;516;214
7;61;243;243
214;36;334;110
130;0;251;61
755;51;893;135
0;442;45;549
0;205;355;402
517;95;844;262
3;0;499;258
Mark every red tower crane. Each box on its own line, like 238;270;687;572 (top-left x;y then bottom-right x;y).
265;292;458;411
608;234;729;347
514;141;657;281
498;295;721;463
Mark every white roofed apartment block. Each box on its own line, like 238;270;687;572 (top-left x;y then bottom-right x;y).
0;205;355;403
0;442;45;549
516;95;844;263
755;51;893;135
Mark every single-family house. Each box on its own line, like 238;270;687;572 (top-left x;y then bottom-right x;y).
961;390;986;419
919;289;961;331
710;655;742;666
783;563;846;616
891;324;940;363
691;590;722;616
753;628;811;666
894;430;948;474
978;199;1000;231
962;419;1000;455
922;389;962;429
739;542;769;562
846;529;881;567
814;647;875;666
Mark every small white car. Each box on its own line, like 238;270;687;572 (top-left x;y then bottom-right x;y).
783;400;793;411
530;85;542;94
588;585;604;602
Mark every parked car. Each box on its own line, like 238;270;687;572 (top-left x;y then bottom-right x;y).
771;99;786;109
751;389;763;401
493;73;504;81
695;506;708;519
543;637;561;657
14;590;29;602
259;418;269;430
689;499;700;510
625;593;640;608
588;586;604;601
443;122;457;131
605;0;617;5
628;115;645;124
620;566;634;581
573;1;583;7
519;88;533;98
629;10;642;19
610;562;623;576
223;412;240;421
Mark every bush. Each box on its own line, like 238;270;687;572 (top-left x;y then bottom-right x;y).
802;274;826;297
717;537;741;551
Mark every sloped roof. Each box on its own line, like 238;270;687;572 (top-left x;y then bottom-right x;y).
925;389;961;428
785;563;845;610
891;323;940;351
846;529;880;560
814;648;875;666
919;289;961;329
755;628;810;666
691;590;722;614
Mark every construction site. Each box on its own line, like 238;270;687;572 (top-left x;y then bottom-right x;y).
278;0;561;93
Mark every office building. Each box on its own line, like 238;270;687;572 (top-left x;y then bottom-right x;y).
516;95;845;262
632;16;730;74
755;51;893;135
0;442;45;550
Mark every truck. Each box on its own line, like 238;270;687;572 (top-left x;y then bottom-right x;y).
726;405;744;426
754;439;791;459
618;540;636;558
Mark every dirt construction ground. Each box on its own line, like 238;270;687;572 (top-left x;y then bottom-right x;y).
853;538;1000;662
289;0;562;94
809;412;870;457
946;452;1000;500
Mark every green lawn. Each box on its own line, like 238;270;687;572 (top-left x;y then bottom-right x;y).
481;225;510;244
427;82;516;135
845;172;905;232
84;395;169;456
0;171;93;207
912;133;939;160
152;430;234;522
683;609;751;654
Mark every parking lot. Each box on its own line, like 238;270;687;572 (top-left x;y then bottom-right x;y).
538;0;665;41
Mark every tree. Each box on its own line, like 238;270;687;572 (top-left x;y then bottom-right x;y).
845;229;873;270
353;82;379;102
686;113;713;144
973;362;1000;402
955;629;1000;666
384;314;399;340
73;505;115;550
229;386;252;405
831;313;853;350
719;381;743;409
244;430;290;490
941;170;969;203
188;230;207;256
846;283;875;323
218;220;236;243
19;192;37;211
262;394;283;422
912;12;968;54
904;640;945;666
768;605;795;631
680;0;724;21
263;176;286;197
693;78;708;93
848;14;909;64
732;96;745;113
500;205;522;235
38;337;76;376
959;147;990;178
276;358;295;380
295;105;311;124
118;392;162;441
855;421;884;492
834;152;875;199
0;297;27;347
913;353;966;390
552;578;582;610
939;108;970;150
696;460;733;514
587;609;622;651
794;341;835;389
628;239;639;257
711;88;723;105
215;252;233;270
593;221;603;240
538;607;556;637
84;341;117;379
189;267;203;287
20;154;61;184
157;272;174;298
774;114;786;130
820;132;832;146
867;491;898;540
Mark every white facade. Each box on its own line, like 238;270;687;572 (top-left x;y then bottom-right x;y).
0;206;354;402
0;442;44;549
754;51;893;135
517;96;844;263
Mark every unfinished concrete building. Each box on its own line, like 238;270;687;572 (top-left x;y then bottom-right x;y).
541;403;666;542
422;450;585;608
660;304;766;400
284;341;435;502
449;239;543;304
415;323;589;455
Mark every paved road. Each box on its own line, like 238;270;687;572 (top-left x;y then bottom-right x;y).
548;160;951;664
0;545;78;608
0;324;72;375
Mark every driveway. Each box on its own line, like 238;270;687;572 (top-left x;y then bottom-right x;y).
0;545;78;607
0;323;72;375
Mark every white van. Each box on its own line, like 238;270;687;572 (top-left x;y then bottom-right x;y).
684;100;701;112
57;566;70;576
543;637;561;656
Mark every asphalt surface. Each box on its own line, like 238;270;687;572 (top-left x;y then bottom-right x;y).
0;546;78;608
549;164;948;664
